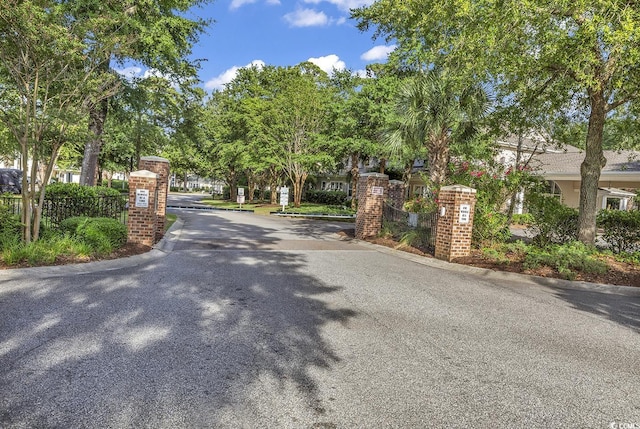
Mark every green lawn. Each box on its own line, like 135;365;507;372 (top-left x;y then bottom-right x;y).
200;199;355;217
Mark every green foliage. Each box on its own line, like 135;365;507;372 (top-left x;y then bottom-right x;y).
0;201;22;248
525;192;578;247
303;190;348;206
43;183;126;225
60;216;127;254
596;210;640;254
523;242;607;281
511;213;534;226
403;196;437;213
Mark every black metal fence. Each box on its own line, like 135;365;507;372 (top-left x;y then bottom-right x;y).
382;202;439;251
1;195;128;228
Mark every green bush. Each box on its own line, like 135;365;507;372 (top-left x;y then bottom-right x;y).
60;216;127;254
525;193;578;246
596;210;640;253
0;201;22;248
472;207;511;246
523;241;607;280
43;183;126;225
511;213;535;226
303;189;348;206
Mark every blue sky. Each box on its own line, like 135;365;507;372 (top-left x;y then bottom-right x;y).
118;0;395;91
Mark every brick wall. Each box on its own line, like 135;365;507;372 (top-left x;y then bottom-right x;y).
435;185;477;262
128;170;158;247
138;156;169;242
355;173;389;240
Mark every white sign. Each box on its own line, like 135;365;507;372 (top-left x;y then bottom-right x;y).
135;189;149;208
237;195;245;204
279;187;289;207
371;186;384;196
459;204;471;224
238;187;244;196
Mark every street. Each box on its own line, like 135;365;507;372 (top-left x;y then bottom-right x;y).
1;204;639;428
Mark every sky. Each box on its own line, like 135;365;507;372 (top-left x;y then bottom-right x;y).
119;0;395;92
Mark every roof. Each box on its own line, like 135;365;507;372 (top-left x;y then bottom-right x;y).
496;134;581;154
533;149;640;179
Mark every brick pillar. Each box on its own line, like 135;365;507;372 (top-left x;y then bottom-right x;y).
388;180;406;209
128;170;158;247
435;185;477;262
139;156;170;241
355;173;389;240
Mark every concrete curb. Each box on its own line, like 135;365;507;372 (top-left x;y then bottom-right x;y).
340;235;640;296
0;218;185;281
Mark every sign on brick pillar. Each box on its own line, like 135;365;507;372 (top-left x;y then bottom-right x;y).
388;180;406;209
355;173;389;240
435;185;477;262
139;156;170;242
128;170;159;247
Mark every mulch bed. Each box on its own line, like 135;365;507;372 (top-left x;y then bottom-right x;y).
339;229;640;288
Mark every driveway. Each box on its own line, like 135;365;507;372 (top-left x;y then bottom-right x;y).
1;208;639;428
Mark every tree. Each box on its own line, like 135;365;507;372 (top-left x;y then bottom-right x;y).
354;0;640;244
0;1;116;242
66;0;211;186
387;71;489;189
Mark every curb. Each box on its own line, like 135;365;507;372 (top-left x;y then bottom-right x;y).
0;218;185;281
340;235;640;296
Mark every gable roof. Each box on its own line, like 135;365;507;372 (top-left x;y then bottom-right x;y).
533;149;640;179
496;134;581;154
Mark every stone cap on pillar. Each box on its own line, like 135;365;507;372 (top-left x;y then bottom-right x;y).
440;184;477;194
130;170;158;179
389;180;404;185
140;156;170;164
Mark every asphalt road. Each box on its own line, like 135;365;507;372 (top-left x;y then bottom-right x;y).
1;201;639;428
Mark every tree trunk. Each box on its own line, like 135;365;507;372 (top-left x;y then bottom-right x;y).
80;97;108;186
350;152;360;210
378;158;386;174
428;135;450;188
269;166;279;205
577;90;607;244
183;172;188;192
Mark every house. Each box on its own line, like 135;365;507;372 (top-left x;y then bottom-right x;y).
532;149;640;211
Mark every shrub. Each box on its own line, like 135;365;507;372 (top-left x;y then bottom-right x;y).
60;216;127;254
0;201;22;249
303;189;348;206
472;207;511;246
43;183;126;226
511;213;534;226
525;193;578;246
523;241;607;280
596;210;640;253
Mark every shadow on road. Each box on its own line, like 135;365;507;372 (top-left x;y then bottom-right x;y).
552;287;640;332
0;212;358;427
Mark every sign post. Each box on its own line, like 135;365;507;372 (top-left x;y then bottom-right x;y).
237;187;245;208
279;186;289;211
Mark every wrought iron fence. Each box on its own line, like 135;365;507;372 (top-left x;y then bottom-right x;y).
382;202;439;251
1;194;128;228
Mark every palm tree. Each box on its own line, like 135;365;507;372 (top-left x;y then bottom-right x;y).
388;71;490;188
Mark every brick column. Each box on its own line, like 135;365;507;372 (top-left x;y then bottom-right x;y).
388;180;406;209
128;170;158;247
355;173;389;240
139;156;170;241
435;185;477;262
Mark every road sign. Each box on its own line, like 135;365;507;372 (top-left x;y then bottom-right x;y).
280;187;289;209
238;187;244;196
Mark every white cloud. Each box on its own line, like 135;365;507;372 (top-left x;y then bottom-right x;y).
308;54;345;75
114;66;142;80
303;0;374;12
229;0;280;10
204;60;265;91
360;45;396;61
283;8;329;27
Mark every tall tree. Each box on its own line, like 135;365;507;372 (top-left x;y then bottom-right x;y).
68;0;211;186
0;0;116;242
354;0;640;244
388;71;489;188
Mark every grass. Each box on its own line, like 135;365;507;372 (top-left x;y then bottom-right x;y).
200;199;355;217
